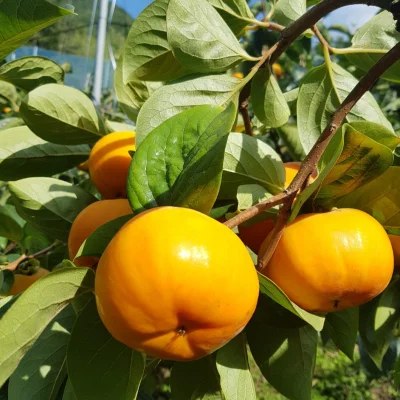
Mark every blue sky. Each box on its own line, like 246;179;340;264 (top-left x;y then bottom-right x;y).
116;0;379;33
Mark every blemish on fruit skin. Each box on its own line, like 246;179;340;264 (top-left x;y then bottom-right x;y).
333;300;340;309
177;326;186;336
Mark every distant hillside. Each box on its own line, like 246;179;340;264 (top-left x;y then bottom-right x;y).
30;0;134;58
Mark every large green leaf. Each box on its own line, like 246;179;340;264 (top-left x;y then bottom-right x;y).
115;54;162;123
0;56;64;91
336;167;400;229
345;11;400;83
8;305;76;400
316;126;394;202
216;334;256;400
67;297;145;400
0;126;90;181
273;0;306;26
9;177;97;241
128;104;236;214
0;0;74;61
323;307;359;360
206;0;255;37
220;133;285;200
123;0;188;83
0;267;94;387
136;73;244;146
297;62;392;154
0;81;18;106
62;380;77;400
251;67;290;128
0;204;24;242
167;0;257;74
19;84;107;145
0;117;25;131
258;273;325;331
276;124;306;161
75;215;133;259
247;313;318;400
171;356;222;399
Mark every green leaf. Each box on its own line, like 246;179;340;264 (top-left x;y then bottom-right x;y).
283;88;298;116
167;0;257;74
251;67;290;128
0;126;90;180
0;0;74;61
128;104;236;214
0;81;18;106
247;314;317;400
0;56;64;91
316;126;394;202
0;267;94;387
136;73;244;146
216;333;256;400
8;305;76;400
297;62;392;154
122;0;188;83
62;380;77;400
206;0;255;37
0;270;15;297
75;215;133;259
258;273;325;331
9;177;97;242
358;282;400;370
345;11;400;83
274;0;306;26
67;296;146;400
171;356;222;400
0;292;18;318
276;124;306;161
115;54;162;123
0;204;24;242
290;128;344;221
105;120;136;134
0;117;25;131
323;307;359;360
19;84;107;145
220;132;285;200
336;166;400;229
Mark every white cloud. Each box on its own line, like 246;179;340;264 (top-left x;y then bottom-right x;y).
323;5;379;33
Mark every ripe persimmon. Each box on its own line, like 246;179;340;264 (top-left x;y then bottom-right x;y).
9;268;49;295
388;234;400;269
95;206;259;361
238;162;317;254
68;199;133;267
259;208;394;312
88;131;136;199
272;63;284;78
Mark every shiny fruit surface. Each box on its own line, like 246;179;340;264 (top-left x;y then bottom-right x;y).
95;206;259;361
88;131;136;199
260;208;394;312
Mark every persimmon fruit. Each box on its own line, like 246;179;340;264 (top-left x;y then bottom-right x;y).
259;208;394;312
272;63;284;78
88;131;136;199
238;162;317;253
9;268;49;295
389;234;400;269
95;206;259;361
68;199;133;267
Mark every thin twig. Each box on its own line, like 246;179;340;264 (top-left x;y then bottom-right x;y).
312;25;334;54
3;242;17;255
239;107;253;136
2;242;59;271
256;41;400;272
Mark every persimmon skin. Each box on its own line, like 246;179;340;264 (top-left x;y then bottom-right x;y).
95;206;259;361
68;199;133;267
88;131;136;199
272;63;283;78
9;268;49;295
259;208;394;312
388;234;400;269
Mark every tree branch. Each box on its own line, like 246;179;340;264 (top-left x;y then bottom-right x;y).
239;107;254;136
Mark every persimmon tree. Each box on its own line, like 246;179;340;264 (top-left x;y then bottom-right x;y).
0;0;400;399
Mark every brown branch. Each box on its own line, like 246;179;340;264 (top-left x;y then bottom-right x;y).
270;0;393;64
255;41;400;272
239;107;253;136
3;242;17;255
2;242;59;272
